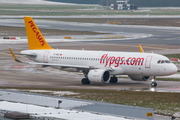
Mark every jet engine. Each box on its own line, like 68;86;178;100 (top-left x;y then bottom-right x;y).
128;75;152;81
88;69;111;83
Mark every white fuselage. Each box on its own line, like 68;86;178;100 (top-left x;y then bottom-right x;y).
21;49;178;77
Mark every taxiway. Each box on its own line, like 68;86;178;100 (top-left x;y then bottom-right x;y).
0;16;180;120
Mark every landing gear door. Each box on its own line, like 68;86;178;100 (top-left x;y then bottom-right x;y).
43;51;50;63
145;56;152;68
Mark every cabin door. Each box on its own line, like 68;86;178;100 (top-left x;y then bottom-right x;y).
43;51;50;63
145;56;152;68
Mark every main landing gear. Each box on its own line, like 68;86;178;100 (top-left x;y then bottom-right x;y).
81;70;90;85
109;75;118;83
81;78;90;85
151;76;157;87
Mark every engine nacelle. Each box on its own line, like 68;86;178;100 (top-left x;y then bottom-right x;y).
88;69;111;83
128;75;152;81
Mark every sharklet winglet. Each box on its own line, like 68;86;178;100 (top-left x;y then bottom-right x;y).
139;44;144;53
9;48;22;63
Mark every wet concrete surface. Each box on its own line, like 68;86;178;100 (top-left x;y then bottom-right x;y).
0;42;180;93
0;19;180;119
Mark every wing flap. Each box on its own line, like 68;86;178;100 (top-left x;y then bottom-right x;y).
29;62;90;69
29;62;113;70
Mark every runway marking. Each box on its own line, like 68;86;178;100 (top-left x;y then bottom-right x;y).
12;66;30;68
0;52;11;55
168;87;180;89
88;43;175;50
155;30;180;33
0;52;22;57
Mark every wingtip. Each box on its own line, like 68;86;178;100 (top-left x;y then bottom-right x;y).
139;44;144;53
9;48;20;62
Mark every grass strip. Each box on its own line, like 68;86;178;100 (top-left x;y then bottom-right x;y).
165;54;180;60
42;18;180;27
1;4;180;16
156;78;180;81
0;26;104;37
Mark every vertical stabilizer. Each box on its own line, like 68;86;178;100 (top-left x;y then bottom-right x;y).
24;17;53;50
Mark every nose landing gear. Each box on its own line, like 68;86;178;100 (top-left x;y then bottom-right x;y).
151;76;157;87
151;82;157;87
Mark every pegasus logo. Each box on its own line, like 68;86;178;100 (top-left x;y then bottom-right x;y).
28;21;46;46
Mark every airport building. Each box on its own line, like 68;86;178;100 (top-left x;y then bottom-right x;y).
111;0;130;10
111;0;138;10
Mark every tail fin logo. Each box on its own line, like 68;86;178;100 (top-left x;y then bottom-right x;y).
28;21;46;46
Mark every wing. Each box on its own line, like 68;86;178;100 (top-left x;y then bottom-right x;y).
9;48;112;70
30;62;90;69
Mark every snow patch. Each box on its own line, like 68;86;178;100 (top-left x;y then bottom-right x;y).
173;112;180;118
28;90;79;96
0;0;72;5
0;101;130;120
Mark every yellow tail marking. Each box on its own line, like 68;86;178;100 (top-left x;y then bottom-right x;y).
24;17;53;50
139;44;144;53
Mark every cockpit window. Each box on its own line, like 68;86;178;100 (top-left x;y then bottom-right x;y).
165;60;171;63
161;60;165;63
157;60;161;64
157;60;171;64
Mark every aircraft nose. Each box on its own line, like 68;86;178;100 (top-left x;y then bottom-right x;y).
170;64;178;74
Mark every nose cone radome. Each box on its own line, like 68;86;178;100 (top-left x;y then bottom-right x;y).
169;64;178;75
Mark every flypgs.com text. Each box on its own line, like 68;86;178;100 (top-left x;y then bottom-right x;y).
100;54;144;67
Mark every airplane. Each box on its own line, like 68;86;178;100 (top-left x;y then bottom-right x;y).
9;17;178;87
